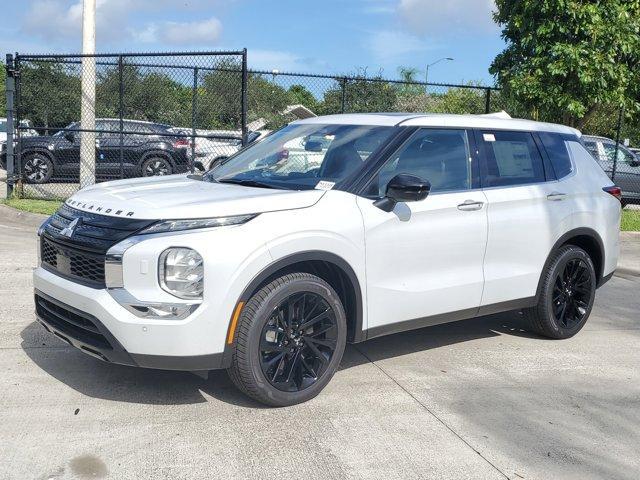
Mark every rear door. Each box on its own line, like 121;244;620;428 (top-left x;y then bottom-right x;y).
478;130;575;306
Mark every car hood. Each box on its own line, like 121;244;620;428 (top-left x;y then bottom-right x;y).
65;174;325;220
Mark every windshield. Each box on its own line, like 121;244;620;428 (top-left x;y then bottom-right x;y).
205;124;396;190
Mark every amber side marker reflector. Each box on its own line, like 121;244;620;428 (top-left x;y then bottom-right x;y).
227;301;245;345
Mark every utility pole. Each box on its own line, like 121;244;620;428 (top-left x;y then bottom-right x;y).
79;0;96;188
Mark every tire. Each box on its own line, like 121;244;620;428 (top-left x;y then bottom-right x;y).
524;245;597;339
141;156;173;177
227;272;347;407
22;153;54;184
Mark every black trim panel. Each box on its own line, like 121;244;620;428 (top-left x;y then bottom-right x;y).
365;297;537;341
131;352;227;371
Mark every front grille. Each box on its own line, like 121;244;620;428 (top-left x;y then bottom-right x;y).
40;203;156;288
35;294;113;351
41;236;105;287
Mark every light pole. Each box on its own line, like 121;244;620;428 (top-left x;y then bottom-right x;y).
425;57;453;86
79;0;96;188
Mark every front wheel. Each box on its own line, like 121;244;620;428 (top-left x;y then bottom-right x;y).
524;245;596;339
227;272;347;407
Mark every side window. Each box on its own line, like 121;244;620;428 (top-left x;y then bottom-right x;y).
365;128;472;197
480;130;545;187
539;132;573;179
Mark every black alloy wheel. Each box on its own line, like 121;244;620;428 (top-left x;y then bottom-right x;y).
259;292;339;392
227;272;347;407
524;245;596;339
551;258;593;329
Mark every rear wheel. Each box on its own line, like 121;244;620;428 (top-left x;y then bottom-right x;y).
524;245;596;339
23;153;53;184
141;157;172;177
228;272;347;406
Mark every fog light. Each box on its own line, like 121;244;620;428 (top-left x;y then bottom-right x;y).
159;248;203;299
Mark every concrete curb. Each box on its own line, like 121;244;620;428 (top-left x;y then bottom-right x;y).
0;204;48;229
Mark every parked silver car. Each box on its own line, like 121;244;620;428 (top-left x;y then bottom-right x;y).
582;135;640;206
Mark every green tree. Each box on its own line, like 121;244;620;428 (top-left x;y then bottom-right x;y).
320;76;397;114
287;84;319;113
490;0;640;128
96;64;192;127
19;61;81;132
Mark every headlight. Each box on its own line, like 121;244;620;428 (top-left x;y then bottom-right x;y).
159;248;204;299
140;214;257;235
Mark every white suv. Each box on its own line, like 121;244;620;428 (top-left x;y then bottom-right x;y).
33;113;621;406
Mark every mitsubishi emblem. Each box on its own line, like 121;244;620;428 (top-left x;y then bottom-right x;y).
60;217;82;238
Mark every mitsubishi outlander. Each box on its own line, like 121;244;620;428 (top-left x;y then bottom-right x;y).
33;114;621;406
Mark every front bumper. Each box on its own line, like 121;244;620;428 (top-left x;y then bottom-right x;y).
33;267;230;371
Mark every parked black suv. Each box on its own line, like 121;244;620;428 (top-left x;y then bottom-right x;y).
1;119;191;183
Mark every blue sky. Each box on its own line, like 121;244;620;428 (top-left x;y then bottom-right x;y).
2;0;505;85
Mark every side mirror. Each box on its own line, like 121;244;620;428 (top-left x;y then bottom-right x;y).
64;131;75;143
373;174;430;212
305;140;323;152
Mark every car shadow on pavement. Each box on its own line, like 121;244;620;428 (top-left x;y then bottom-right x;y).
20;310;539;408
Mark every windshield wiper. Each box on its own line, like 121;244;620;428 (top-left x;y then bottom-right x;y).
217;178;283;190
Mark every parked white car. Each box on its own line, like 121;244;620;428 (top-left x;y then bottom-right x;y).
34;113;620;406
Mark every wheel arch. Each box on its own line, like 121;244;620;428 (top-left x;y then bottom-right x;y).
537;228;606;297
232;251;364;345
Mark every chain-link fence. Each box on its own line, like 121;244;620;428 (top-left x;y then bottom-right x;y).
2;51;639;203
3;51;248;199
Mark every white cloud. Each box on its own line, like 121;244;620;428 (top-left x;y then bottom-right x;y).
134;17;222;46
398;0;497;36
368;30;436;61
20;0;224;47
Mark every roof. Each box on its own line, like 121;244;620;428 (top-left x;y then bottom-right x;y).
293;113;581;136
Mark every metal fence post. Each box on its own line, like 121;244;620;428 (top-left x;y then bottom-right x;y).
13;53;22;187
612;106;624;181
340;77;347;113
241;48;248;146
191;66;198;173
118;55;124;179
485;88;492;114
4;54;16;198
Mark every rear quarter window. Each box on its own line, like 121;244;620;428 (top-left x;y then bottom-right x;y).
539;132;573;178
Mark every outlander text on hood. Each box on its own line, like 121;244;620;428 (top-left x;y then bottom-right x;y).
34;113;621;406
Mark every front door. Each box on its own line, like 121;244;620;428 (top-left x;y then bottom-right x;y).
357;128;488;335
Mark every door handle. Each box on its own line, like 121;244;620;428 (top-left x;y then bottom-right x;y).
457;200;484;211
547;192;567;201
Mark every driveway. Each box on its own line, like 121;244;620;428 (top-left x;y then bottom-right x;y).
0;210;639;480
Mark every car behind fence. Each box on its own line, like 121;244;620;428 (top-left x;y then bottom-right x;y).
3;49;640;203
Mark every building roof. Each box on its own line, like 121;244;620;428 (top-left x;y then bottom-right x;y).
293;113;581;136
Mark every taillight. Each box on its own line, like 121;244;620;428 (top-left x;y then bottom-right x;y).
603;186;622;201
173;138;190;149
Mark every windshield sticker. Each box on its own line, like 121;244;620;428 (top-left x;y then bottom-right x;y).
315;181;335;191
483;133;496;142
